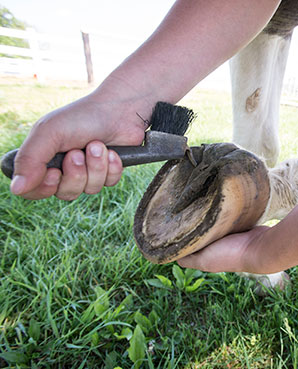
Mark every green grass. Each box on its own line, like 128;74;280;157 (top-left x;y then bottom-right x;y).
0;79;298;368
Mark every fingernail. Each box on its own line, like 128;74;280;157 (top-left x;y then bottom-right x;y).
10;175;26;195
108;151;116;163
90;144;103;157
72;152;85;166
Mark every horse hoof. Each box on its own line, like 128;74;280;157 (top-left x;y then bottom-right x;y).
134;143;270;264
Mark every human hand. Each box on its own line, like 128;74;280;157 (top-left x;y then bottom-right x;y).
9;79;150;200
177;226;271;274
178;205;298;275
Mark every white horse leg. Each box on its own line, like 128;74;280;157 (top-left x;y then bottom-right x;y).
230;31;292;168
230;31;293;294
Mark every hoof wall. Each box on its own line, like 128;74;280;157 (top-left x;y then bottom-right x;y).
134;143;270;264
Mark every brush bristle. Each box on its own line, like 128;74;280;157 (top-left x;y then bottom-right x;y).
149;102;196;136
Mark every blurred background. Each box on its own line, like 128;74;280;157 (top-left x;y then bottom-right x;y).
1;0;298;100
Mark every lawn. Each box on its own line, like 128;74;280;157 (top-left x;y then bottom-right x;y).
0;78;297;368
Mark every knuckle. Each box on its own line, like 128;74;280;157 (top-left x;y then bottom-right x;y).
32;112;65;147
73;172;85;181
32;115;54;137
108;163;123;176
22;193;40;200
89;160;107;172
85;187;101;195
23;188;55;200
34;110;58;129
56;193;79;201
105;175;121;187
14;152;37;168
44;173;61;187
64;169;86;182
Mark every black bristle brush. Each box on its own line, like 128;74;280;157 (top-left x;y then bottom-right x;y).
1;101;197;179
150;101;196;135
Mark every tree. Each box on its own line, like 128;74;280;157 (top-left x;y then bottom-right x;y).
0;6;29;56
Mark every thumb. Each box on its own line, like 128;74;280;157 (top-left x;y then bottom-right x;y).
10;132;59;195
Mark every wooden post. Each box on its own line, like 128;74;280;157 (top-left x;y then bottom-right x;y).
81;31;94;84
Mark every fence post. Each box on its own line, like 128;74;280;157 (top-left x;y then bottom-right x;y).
27;27;45;82
81;31;94;84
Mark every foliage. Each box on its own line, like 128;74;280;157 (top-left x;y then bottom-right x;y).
146;265;206;293
0;81;298;368
0;6;29;57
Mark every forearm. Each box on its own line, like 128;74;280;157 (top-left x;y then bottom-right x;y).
246;206;298;273
106;0;280;106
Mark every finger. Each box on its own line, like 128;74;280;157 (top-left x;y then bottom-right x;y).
10;120;61;196
21;168;62;200
84;141;108;194
104;150;123;187
55;150;87;201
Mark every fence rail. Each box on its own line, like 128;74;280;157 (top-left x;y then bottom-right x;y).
0;26;90;82
0;26;298;100
0;26;28;39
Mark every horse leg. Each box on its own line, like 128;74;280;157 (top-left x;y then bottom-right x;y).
230;30;293;294
230;31;292;168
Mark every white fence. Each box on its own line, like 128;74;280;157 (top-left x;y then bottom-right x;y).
0;26;298;100
0;26;87;82
0;26;144;84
